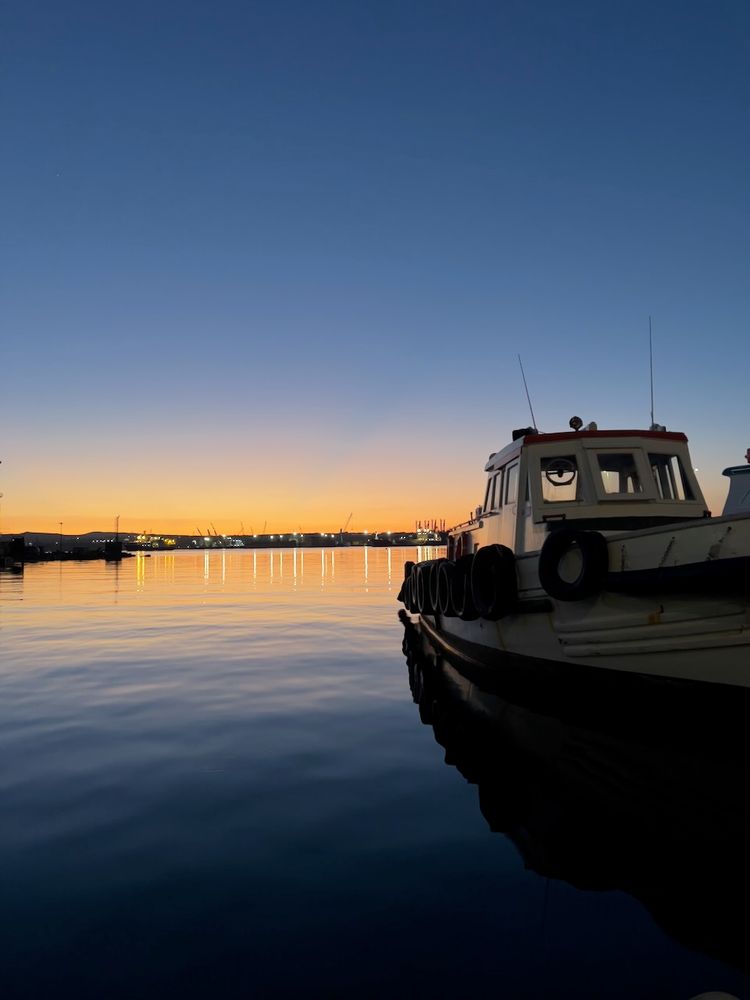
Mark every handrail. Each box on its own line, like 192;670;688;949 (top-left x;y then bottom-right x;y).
449;518;478;532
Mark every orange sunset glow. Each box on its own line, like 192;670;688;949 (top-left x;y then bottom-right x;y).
1;385;735;538
2;423;730;536
1;419;488;536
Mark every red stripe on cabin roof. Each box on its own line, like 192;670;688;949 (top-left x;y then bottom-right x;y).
523;430;687;445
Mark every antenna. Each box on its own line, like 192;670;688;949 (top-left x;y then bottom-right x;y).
518;355;538;430
649;316;655;428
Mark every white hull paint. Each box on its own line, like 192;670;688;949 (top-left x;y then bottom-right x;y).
419;513;750;687
418;601;750;687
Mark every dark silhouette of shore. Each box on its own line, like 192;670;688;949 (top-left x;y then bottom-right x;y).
0;529;447;566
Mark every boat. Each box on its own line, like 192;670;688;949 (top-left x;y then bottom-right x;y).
723;448;750;516
400;617;750;977
399;420;750;687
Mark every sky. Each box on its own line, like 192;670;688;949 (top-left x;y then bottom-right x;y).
2;0;749;533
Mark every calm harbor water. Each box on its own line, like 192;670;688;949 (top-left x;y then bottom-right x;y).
1;547;749;999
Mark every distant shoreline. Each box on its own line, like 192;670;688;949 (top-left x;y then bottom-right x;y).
1;529;448;555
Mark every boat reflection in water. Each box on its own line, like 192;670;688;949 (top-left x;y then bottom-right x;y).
400;611;750;977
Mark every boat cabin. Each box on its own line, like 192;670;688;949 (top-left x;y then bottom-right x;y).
722;453;750;515
452;427;708;557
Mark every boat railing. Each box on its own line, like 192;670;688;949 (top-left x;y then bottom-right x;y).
449;516;480;533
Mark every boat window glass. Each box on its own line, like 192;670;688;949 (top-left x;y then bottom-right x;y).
505;463;519;505
483;477;493;512
597;453;643;495
541;455;579;502
649;453;694;501
491;470;503;509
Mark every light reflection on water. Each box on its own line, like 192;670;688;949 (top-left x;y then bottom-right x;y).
1;547;749;999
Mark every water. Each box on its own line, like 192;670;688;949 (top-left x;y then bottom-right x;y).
1;548;749;999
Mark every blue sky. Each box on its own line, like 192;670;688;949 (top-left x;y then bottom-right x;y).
2;0;749;529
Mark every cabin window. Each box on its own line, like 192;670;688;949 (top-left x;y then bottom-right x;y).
541;455;579;502
491;470;503;509
483;478;493;512
505;463;519;505
484;471;503;511
649;454;694;501
597;453;642;495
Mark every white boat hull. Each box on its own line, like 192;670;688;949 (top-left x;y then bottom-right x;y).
416;595;750;687
409;515;750;687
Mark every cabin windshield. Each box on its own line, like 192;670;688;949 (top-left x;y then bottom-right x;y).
650;453;694;501
596;453;642;495
541;455;579;503
525;434;704;526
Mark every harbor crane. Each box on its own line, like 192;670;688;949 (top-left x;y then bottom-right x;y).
341;512;353;534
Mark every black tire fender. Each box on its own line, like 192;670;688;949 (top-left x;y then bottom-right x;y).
538;528;608;601
450;554;479;621
454;532;473;562
437;561;457;617
416;561;439;615
470;544;517;620
405;565;418;612
397;560;415;604
428;559;446;612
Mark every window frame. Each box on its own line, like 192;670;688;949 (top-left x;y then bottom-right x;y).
483;477;493;512
483;470;505;513
539;453;581;504
648;452;695;502
504;462;520;506
588;448;653;502
491;470;503;509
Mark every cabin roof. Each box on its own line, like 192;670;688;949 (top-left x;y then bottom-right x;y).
523;429;687;446
485;429;688;472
